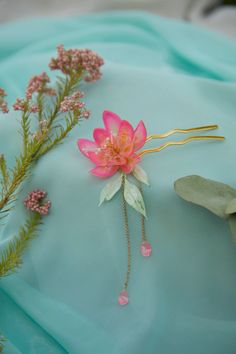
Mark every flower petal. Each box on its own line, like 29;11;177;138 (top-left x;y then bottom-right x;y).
117;120;134;156
103;111;122;137
93;128;109;146
87;151;106;166
77;139;99;158
133;120;147;151
91;165;119;178
121;154;141;174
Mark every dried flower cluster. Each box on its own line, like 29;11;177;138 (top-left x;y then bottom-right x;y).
60;91;90;119
0;88;9;113
12;98;28;111
1;45;104;120
12;72;55;112
26;72;56;100
24;189;51;215
49;45;104;82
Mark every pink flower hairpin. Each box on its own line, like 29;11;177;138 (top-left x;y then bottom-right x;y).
77;111;224;305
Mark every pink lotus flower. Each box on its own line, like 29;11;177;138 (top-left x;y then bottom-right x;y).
77;111;147;178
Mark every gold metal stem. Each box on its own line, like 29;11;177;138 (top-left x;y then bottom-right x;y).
146;124;219;142
139;135;225;157
139;182;146;242
121;176;131;291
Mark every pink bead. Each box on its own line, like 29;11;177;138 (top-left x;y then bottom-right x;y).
118;289;129;306
141;241;152;257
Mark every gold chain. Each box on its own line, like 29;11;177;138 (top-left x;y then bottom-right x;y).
139;182;146;242
121;175;131;290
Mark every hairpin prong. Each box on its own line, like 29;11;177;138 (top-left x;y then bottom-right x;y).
139;135;225;157
146;124;219;142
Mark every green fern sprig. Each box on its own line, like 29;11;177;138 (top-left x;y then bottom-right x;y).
0;212;42;277
21;111;30;155
47;75;74;128
38;112;79;157
0;72;82;219
0;45;104;351
0;154;10;195
0;334;5;352
37;92;44;122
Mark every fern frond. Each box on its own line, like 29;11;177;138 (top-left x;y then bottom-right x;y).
0;155;9;191
0;333;5;352
47;74;79;128
38;112;79;157
0;71;82;218
0;212;42;277
37;92;44;122
21;112;30;155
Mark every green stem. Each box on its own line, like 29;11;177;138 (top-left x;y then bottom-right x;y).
21;111;30;156
37;93;43;122
0;212;42;277
0;153;33;212
0;155;9;192
37;113;78;158
47;74;76;129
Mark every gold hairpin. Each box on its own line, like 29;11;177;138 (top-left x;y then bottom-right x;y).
139;124;224;156
78;112;225;306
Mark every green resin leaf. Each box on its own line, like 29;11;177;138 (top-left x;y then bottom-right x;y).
99;173;122;206
124;178;146;217
229;216;236;244
133;165;150;186
174;175;236;219
225;199;236;216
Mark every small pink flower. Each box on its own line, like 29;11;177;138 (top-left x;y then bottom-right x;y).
24;189;51;215
82;110;90;119
0;88;6;97
60;91;84;112
0;88;9;113
29;104;39;113
59;91;90;120
0;101;9;113
49;45;104;82
13;98;28;111
26;72;54;100
77;111;147;178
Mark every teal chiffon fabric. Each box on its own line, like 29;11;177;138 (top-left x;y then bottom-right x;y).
0;11;236;354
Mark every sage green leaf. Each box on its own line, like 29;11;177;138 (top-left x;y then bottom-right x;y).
225;199;236;216
124;178;146;217
228;216;236;244
174;175;236;219
99;173;122;206
133;165;150;186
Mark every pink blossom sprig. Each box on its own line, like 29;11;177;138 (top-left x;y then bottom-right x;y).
12;98;28;112
24;189;51;215
60;91;90;119
0;88;9;113
26;72;56;100
49;45;104;82
13;98;40;113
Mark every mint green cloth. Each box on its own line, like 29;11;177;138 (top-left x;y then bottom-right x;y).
0;11;236;354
